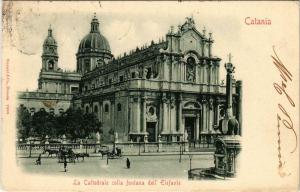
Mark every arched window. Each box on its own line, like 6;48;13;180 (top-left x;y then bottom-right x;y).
94;105;98;113
104;104;109;113
117;103;122;111
186;57;196;82
148;107;154;115
86;106;89;113
84;59;90;72
48;60;54;70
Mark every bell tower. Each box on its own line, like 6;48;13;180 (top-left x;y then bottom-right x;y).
42;26;59;71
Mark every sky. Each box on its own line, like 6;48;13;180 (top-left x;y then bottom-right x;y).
6;1;246;91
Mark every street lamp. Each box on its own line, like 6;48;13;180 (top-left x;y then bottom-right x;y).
179;138;184;163
85;137;88;154
28;137;33;158
106;152;109;165
189;154;193;171
179;144;182;163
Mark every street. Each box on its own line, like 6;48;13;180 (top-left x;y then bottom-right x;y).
18;154;214;178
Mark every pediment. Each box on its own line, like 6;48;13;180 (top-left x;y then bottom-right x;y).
180;29;203;54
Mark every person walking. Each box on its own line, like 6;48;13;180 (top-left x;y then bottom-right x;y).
36;154;41;165
64;156;68;172
126;158;130;169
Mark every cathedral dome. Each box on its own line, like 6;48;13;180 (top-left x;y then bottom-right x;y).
78;33;111;53
77;16;111;54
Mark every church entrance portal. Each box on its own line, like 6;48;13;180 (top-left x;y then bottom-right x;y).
146;122;156;142
185;117;195;141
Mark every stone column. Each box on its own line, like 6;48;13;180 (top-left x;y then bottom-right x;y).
209;64;213;85
195;114;200;140
182;117;185;136
99;101;103;122
163;56;169;81
225;62;234;117
129;98;135;133
161;96;168;134
159;101;163;135
216;65;220;85
201;40;205;56
135;97;140;133
195;64;199;83
182;62;186;81
208;99;214;132
130;97;140;135
213;65;217;85
202;99;207;133
202;65;205;84
201;64;205;84
177;95;183;134
178;58;183;81
141;96;147;133
159;58;164;80
236;80;243;135
214;99;220;126
111;100;115;132
211;66;215;85
204;63;209;84
199;64;202;84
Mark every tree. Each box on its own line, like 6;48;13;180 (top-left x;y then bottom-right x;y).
17;106;103;142
55;113;67;137
16;105;32;140
83;113;103;136
31;109;56;138
62;108;103;141
63;108;84;142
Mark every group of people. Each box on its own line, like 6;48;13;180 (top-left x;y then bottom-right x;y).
35;147;131;172
36;152;68;172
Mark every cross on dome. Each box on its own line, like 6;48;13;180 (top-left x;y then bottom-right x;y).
228;53;233;63
91;13;100;33
48;24;52;37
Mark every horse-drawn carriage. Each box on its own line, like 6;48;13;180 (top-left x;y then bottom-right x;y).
57;147;76;163
43;148;59;157
98;145;122;159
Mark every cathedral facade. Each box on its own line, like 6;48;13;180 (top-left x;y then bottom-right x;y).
18;15;242;143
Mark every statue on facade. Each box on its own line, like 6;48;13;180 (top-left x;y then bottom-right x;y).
186;64;195;82
186;57;196;82
143;68;148;79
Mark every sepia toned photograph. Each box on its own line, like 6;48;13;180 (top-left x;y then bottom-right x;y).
1;1;299;191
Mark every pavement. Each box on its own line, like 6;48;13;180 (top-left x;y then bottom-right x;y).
17;154;214;178
17;148;216;158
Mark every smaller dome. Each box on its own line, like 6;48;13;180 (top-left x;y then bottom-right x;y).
44;27;57;46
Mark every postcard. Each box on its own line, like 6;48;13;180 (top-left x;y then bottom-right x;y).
1;1;299;191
